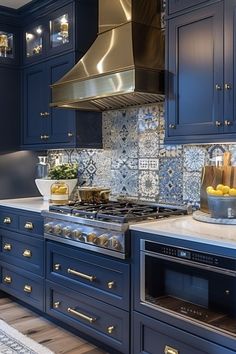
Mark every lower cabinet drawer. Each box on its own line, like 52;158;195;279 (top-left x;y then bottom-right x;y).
46;280;129;354
133;312;236;354
0;263;44;311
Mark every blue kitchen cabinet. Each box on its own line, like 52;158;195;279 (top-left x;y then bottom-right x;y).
167;0;213;16
0;207;45;311
22;52;102;149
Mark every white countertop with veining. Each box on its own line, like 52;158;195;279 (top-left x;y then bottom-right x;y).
130;215;236;249
0;197;49;213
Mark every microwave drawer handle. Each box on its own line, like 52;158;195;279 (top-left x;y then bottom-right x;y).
143;252;236;277
164;346;179;354
67;268;96;282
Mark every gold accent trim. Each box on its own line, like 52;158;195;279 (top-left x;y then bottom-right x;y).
24;285;32;293
67;268;96;282
164;346;179;354
23;249;32;258
3;243;12;251
24;222;34;230
3;276;12;284
67;307;96;323
3;217;11;224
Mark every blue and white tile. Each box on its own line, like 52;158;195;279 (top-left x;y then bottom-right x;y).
159;157;183;203
138;131;159;158
111;168;138;197
138;158;159;170
138;105;160;133
183;172;201;202
138;171;159;200
183;146;206;172
159;144;183;158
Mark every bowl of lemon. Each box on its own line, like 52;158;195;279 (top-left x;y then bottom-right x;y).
206;184;236;219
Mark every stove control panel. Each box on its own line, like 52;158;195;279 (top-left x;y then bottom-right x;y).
44;218;125;253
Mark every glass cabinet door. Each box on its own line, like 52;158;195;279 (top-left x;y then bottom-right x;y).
26;25;43;58
0;31;14;58
50;13;70;48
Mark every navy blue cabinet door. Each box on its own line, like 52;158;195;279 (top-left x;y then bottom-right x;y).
168;0;210;15
47;53;75;145
166;2;224;142
23;62;47;145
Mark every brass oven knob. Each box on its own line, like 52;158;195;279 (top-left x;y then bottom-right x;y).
44;222;53;233
87;232;97;244
110;236;122;251
54;224;62;235
71;229;83;240
97;234;109;247
62;226;72;238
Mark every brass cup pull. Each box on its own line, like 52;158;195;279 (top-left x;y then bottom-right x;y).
164;346;179;354
67;268;96;282
24;222;34;230
23;249;32;258
215;120;222;127
54;263;61;271
3;217;11;224
3;276;12;284
107;281;115;289
3;243;12;251
168;124;176;129
215;84;222;90
225;83;231;90
224;120;233;126
107;325;115;334
24;285;32;293
67;307;96;324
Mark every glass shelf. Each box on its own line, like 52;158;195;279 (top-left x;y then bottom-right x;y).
50;13;69;48
0;31;14;58
26;25;43;57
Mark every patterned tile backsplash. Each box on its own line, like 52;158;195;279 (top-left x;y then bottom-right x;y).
47;104;236;206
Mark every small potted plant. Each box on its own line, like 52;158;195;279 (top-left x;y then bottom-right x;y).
35;163;78;201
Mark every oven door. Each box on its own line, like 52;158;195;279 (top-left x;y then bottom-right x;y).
140;249;236;337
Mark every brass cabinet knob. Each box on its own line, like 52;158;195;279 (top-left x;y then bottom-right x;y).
164;345;179;354
107;325;115;334
53;301;60;308
107;281;115;289
24;222;34;230
40;112;45;116
24;285;32;293
44;112;50;116
40;135;50;140
215;120;222;127
68;132;73;137
225;83;232;90
54;264;61;271
23;249;32;258
168;124;176;129
224;120;233;126
3;217;11;224
3;243;12;251
3;276;12;284
215;84;222;90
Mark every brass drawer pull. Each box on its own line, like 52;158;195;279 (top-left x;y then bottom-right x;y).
3;217;11;224
224;120;233;126
54;264;61;271
67;307;96;323
67;268;96;282
215;120;222;127
40;134;49;140
107;281;115;289
24;222;34;230
3;276;12;284
3;243;12;251
24;285;32;293
164;346;179;354
107;325;115;334
23;249;32;258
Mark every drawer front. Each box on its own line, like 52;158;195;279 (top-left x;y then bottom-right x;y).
19;215;43;236
46;242;130;310
46;281;129;354
0;263;44;311
1;230;44;276
0;211;18;230
133;312;236;354
168;0;210;15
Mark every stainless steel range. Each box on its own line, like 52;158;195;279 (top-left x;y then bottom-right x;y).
42;201;191;259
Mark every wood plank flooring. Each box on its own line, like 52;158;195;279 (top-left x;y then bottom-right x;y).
0;297;108;354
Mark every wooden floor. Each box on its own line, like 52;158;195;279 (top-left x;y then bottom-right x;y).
0;297;108;354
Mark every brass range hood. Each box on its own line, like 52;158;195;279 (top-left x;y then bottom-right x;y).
51;0;164;111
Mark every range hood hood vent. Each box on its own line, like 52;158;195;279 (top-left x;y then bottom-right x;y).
51;0;164;111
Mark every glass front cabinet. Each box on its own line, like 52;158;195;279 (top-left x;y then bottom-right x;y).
0;26;19;64
23;4;73;63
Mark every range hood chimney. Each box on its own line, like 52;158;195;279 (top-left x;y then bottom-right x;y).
51;0;164;111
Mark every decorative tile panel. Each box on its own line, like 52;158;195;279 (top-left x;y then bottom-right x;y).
159;157;183;203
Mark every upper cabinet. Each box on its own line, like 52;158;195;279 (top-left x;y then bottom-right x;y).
0;23;19;66
165;0;236;144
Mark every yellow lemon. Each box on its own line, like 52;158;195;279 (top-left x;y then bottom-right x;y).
229;188;236;196
208;189;217;196
222;185;230;194
224;194;230;197
215;190;223;196
206;186;214;193
216;184;224;191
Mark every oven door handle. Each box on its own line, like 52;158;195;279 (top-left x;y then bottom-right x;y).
143;251;236;277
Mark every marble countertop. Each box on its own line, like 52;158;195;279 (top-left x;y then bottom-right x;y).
0;197;49;213
130;215;236;249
